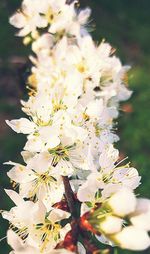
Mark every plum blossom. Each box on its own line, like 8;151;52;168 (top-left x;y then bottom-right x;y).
77;145;141;203
6;154;64;210
3;191;70;253
3;0;150;253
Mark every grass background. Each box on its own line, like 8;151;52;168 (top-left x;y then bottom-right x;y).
0;0;150;253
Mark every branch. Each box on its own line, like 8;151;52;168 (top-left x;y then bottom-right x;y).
62;176;77;218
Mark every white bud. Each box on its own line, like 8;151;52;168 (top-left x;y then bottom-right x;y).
108;187;137;217
100;215;123;234
130;198;150;231
114;226;150;251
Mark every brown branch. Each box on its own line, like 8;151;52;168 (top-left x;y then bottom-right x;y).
62;176;77;218
59;176;80;251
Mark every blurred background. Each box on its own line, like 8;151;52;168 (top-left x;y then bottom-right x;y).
0;0;150;253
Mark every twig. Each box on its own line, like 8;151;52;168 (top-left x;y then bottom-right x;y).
62;176;76;218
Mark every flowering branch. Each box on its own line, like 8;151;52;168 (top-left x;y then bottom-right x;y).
2;0;150;253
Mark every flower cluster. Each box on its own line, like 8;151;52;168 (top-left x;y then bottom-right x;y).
2;0;150;253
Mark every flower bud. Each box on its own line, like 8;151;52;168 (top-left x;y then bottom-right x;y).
31;30;39;40
130;198;150;231
108;187;136;217
23;36;32;45
114;226;150;251
100;215;123;234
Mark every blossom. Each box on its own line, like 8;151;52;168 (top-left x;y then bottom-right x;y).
9;0;47;36
6;154;64;210
28;208;71;252
2;190;47;234
3;190;71;253
77;145;140;203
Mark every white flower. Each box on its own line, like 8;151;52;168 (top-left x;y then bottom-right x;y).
31;0;78;35
9;0;47;36
48;139;89;176
6;154;64;210
77;145;140;202
29;208;71;253
2;191;46;237
114;226;150;251
3;191;70;253
108;187;137;217
66;36;101;85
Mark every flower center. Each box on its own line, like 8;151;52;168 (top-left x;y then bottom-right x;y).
46;8;55;23
36;221;61;252
52;98;67;112
49;144;75;166
28;171;57;198
76;61;87;73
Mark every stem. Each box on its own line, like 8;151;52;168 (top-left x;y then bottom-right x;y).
62;176;76;218
62;176;80;251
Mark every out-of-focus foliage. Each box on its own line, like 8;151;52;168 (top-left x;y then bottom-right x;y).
0;0;149;253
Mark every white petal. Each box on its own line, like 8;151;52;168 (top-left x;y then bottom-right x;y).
78;8;91;25
7;230;23;250
59;223;71;241
27;152;52;173
77;242;86;254
7;165;35;183
9;13;26;28
48;208;70;223
24;136;44;153
6;118;36;134
45;136;60;149
5;189;23;206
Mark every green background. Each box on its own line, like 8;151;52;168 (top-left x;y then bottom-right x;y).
0;0;150;253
